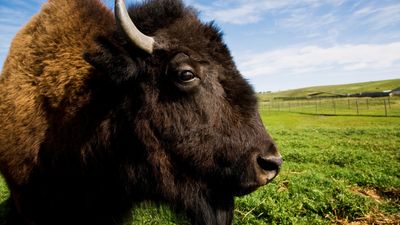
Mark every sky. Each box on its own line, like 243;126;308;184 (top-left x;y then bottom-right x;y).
0;0;399;92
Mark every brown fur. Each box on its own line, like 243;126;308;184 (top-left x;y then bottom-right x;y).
0;0;112;184
0;0;281;225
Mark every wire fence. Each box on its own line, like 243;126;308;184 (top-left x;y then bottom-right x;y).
259;96;400;117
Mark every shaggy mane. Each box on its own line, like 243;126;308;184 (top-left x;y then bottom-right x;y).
127;0;198;35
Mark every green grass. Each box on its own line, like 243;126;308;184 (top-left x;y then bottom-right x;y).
245;111;400;224
0;175;10;225
258;79;400;100
1;111;399;224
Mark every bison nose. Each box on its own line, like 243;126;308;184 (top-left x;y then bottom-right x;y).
256;155;282;184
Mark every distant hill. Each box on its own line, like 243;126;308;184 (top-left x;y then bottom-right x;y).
258;79;400;101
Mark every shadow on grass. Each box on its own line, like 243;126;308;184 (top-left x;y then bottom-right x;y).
0;198;11;225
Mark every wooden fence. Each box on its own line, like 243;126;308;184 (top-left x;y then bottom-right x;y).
259;97;400;117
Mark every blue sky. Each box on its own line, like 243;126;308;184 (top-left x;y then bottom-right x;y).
1;0;399;92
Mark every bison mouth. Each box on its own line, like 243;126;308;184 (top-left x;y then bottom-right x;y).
233;179;273;196
235;182;265;196
208;175;275;197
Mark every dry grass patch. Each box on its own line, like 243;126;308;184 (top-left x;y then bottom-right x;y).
333;208;400;225
351;187;384;203
343;187;400;224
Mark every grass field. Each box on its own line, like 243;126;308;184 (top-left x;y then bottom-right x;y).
249;110;400;224
258;79;400;100
1;111;399;224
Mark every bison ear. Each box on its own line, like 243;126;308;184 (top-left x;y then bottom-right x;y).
83;36;142;86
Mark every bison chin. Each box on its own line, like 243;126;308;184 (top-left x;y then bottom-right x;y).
169;182;235;225
155;159;274;225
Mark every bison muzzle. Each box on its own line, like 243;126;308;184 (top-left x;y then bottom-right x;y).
0;0;282;224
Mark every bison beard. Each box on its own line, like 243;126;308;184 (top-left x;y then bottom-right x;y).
0;0;282;225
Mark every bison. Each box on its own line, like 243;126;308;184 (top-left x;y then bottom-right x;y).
0;0;282;224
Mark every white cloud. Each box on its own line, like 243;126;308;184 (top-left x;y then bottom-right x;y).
237;42;400;78
352;3;400;30
195;3;261;25
278;11;339;39
192;0;347;25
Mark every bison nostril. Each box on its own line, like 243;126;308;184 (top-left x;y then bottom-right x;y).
257;155;282;177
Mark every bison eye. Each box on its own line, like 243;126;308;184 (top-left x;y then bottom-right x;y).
178;70;198;83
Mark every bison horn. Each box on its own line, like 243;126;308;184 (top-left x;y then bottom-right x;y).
115;0;155;54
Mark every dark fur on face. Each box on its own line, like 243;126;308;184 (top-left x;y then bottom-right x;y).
0;0;280;225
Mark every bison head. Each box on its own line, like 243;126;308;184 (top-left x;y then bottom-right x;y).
85;0;282;224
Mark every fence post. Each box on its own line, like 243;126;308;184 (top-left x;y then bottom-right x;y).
268;102;271;113
315;100;318;114
333;99;336;115
319;98;322;111
356;100;359;115
299;100;303;113
301;100;303;112
384;99;388;117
